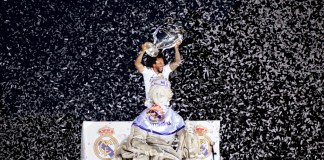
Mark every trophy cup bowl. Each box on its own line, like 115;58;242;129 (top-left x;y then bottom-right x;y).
144;19;185;57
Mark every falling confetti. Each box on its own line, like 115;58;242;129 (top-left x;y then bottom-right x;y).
1;0;323;159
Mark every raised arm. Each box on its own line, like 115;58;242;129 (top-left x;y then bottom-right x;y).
170;41;182;71
134;43;148;73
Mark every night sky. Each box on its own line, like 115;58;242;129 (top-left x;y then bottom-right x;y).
1;0;323;159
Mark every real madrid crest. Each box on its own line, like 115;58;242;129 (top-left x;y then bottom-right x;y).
146;104;165;123
94;126;119;160
195;125;212;159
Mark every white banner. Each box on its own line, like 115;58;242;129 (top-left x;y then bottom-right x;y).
81;121;220;160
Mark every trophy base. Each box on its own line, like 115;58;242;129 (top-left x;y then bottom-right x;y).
144;42;159;57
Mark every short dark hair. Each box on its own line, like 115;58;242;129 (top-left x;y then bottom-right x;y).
146;53;166;68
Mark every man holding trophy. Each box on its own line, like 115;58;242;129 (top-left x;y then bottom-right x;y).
135;40;182;107
134;19;184;107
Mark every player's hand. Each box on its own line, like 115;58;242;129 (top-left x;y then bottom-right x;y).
175;40;182;49
141;42;150;51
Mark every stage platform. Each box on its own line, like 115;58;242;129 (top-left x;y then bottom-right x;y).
81;120;220;160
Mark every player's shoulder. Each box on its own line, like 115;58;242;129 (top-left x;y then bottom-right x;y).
142;66;154;74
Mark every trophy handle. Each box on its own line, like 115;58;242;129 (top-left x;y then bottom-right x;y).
180;30;187;39
153;26;161;44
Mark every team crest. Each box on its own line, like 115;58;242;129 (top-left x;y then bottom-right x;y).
146;104;165;123
94;126;119;160
195;125;212;159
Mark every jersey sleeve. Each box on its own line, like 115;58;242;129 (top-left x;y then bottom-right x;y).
163;64;172;75
141;66;149;74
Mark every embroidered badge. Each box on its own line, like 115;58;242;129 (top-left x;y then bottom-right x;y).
195;125;212;159
93;126;119;160
146;104;165;123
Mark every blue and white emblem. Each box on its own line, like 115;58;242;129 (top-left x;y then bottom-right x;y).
195;125;212;159
94;126;119;160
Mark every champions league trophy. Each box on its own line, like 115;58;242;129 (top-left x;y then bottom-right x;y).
144;18;186;57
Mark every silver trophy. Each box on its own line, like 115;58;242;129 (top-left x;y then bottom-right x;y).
145;18;185;57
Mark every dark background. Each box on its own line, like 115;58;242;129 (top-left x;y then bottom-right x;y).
1;0;323;159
